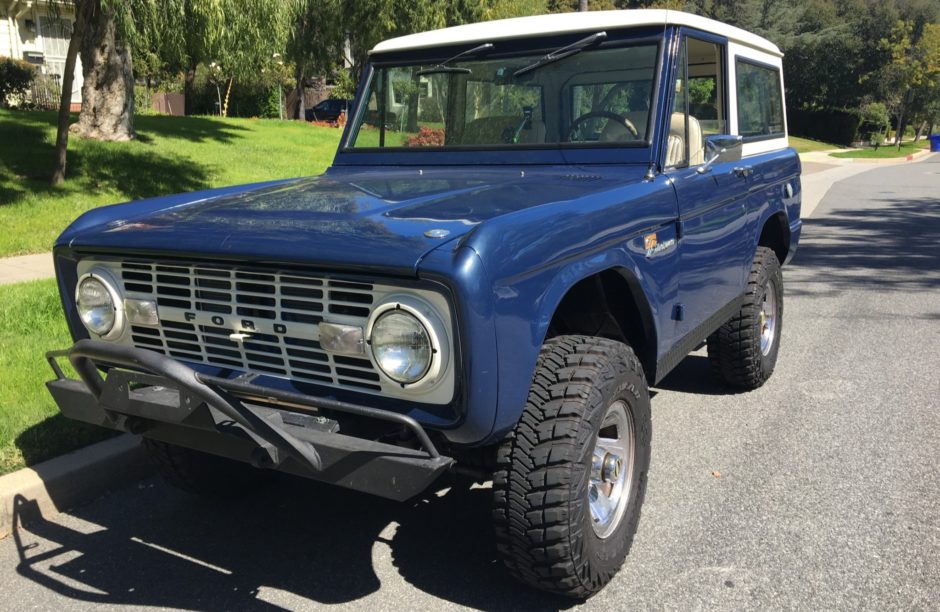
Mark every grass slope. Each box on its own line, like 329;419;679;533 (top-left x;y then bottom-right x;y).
829;141;930;159
789;136;841;154
0;279;114;474
0;110;343;257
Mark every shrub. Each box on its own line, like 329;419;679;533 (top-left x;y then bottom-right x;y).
0;56;35;107
331;69;357;101
134;85;156;116
260;86;284;119
418;102;444;123
857;102;889;142
404;126;445;147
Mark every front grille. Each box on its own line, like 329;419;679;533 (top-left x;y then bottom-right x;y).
117;261;382;392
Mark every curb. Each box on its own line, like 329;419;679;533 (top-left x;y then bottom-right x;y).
0;434;151;540
823;148;934;164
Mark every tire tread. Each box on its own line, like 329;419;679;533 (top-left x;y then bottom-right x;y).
492;335;648;597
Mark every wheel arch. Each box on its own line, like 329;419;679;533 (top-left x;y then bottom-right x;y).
758;210;791;265
541;266;658;382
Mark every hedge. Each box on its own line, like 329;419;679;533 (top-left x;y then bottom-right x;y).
0;56;35;107
787;108;861;146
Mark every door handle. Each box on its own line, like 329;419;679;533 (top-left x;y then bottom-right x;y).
733;166;753;178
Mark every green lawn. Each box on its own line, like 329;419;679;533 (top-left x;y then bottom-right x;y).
0;279;116;474
789;136;841;154
0;110;344;473
829;140;930;159
0;110;343;257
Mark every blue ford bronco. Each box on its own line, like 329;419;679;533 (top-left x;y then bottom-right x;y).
46;10;800;597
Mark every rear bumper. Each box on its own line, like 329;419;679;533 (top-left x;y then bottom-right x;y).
46;340;453;501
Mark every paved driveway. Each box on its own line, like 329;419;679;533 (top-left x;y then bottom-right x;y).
1;157;938;611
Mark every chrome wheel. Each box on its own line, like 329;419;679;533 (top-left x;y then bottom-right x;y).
759;279;778;356
589;400;635;539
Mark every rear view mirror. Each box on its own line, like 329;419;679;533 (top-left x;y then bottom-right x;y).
697;134;744;174
705;134;743;162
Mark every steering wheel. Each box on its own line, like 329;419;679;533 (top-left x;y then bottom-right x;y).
566;111;639;142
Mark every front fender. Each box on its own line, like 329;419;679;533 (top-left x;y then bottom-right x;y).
417;243;500;445
464;174;679;443
487;247;664;439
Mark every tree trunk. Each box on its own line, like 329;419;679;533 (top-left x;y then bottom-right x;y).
407;69;420;133
184;60;197;116
72;0;135;141
579;0;588;11
294;66;305;121
50;1;90;185
222;78;233;117
894;102;906;149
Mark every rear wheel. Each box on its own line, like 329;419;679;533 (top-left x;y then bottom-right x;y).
143;438;275;499
707;246;784;389
493;335;651;598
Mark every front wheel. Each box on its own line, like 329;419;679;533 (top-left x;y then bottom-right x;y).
707;246;784;389
492;336;651;598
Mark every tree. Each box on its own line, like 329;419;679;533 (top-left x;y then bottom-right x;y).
882;20;940;146
285;0;344;120
51;0;95;185
71;0;135;141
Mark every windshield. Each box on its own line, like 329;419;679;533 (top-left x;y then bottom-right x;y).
347;42;658;150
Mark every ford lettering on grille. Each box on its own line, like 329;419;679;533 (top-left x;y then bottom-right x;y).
115;260;382;393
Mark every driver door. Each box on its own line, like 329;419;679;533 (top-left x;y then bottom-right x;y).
664;34;752;338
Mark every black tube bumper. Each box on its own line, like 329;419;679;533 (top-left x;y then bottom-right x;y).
46;340;454;501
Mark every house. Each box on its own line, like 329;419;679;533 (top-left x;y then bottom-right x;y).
1;0;82;110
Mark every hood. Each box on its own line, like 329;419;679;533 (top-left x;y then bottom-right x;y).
59;166;647;274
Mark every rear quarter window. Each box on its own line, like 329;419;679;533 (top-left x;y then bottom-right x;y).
735;58;784;140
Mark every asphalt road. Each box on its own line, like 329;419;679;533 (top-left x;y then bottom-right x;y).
2;157;938;611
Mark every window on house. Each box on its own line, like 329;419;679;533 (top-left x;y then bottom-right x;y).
39;16;72;58
735;59;784;139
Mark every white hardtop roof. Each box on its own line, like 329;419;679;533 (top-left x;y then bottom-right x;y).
372;9;782;57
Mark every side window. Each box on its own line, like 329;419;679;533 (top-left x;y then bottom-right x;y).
735;59;784;139
668;36;726;168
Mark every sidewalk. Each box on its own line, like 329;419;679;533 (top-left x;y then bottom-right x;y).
800;147;934;165
0;253;54;285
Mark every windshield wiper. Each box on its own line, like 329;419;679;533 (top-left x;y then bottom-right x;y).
513;31;607;78
416;42;494;76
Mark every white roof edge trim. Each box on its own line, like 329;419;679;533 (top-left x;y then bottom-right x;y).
371;10;782;57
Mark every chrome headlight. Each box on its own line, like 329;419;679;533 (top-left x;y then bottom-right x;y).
367;297;448;389
370;310;432;384
76;272;123;339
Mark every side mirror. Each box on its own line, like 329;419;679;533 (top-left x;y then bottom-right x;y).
697;134;743;174
705;134;743;158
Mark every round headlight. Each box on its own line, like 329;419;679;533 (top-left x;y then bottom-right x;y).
370;310;432;384
76;275;117;336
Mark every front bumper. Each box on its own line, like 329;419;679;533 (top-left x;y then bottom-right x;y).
46;340;454;501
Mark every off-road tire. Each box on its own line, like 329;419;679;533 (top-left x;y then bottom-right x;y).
707;246;783;389
143;438;275;499
492;335;651;598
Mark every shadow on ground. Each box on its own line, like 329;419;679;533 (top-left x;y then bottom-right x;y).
14;415;117;469
11;474;574;610
654;354;741;396
788;196;940;296
134;114;249;145
0;114;50;204
0;111;237;207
